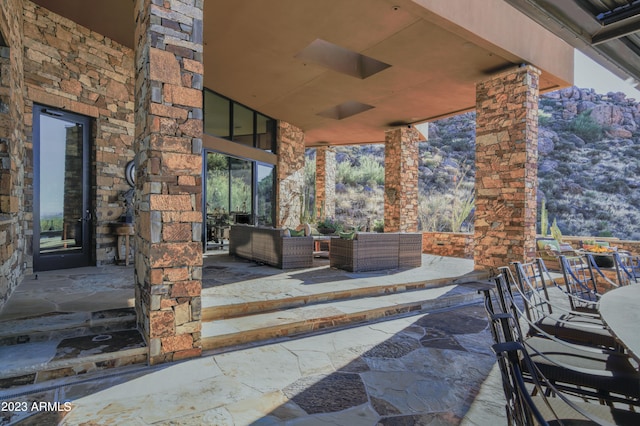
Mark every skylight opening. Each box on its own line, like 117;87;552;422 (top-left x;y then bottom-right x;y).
317;101;375;120
295;38;391;79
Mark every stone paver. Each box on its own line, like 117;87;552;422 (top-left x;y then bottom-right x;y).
0;253;506;425
2;304;505;425
0;265;136;321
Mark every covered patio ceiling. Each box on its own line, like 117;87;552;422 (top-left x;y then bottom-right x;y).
31;0;575;146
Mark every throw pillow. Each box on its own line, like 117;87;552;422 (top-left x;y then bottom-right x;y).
339;231;355;240
289;228;305;237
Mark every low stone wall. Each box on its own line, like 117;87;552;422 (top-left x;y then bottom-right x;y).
422;233;640;261
422;232;474;259
562;236;640;255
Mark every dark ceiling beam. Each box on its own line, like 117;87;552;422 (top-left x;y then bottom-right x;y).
592;12;640;45
599;3;640;26
592;19;640;44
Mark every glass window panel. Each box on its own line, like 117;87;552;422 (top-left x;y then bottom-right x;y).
206;152;230;214
256;163;274;226
256;113;276;152
204;91;230;138
39;116;84;254
230;157;252;223
232;103;254;146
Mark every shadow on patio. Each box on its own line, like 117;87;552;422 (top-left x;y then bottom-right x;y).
0;251;505;425
2;285;505;425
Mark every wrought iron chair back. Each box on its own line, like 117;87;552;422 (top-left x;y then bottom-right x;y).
559;255;600;311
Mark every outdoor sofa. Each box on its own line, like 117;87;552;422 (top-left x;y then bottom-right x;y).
229;224;314;269
330;232;422;272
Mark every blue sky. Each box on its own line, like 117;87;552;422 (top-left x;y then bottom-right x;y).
574;50;640;99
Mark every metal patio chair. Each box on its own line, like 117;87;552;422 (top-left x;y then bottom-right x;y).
559;255;601;313
483;271;640;406
492;340;640;425
512;260;618;350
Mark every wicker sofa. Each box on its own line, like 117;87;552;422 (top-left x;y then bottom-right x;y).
229;225;314;269
330;232;422;272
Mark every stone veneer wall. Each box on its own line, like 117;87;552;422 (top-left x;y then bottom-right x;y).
474;65;540;269
0;0;26;310
422;232;474;259
134;0;204;364
276;121;305;228
315;146;336;220
384;127;420;232
22;1;135;266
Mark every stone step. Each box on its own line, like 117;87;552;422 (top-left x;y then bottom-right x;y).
0;307;137;346
202;272;489;321
0;308;146;390
0;329;147;389
201;281;491;352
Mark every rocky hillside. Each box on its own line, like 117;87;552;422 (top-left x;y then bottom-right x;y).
536;87;640;239
308;86;640;240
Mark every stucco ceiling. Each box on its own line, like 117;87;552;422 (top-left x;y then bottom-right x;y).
31;0;572;146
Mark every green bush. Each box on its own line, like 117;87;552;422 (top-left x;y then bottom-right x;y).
337;155;384;187
569;111;603;143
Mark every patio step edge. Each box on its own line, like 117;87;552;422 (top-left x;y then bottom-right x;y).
202;271;489;321
0;308;137;346
201;282;486;353
0;346;148;388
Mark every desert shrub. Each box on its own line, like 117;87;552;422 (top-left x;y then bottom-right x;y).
538;110;553;127
569;111;603;143
336;155;384;187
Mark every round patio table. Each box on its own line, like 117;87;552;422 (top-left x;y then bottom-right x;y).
599;284;640;364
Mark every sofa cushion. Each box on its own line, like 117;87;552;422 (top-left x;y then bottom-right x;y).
339;231;356;240
288;228;305;237
537;238;560;251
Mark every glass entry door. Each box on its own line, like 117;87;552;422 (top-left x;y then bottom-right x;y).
33;105;92;271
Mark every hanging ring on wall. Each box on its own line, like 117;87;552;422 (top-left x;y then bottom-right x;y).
125;160;135;188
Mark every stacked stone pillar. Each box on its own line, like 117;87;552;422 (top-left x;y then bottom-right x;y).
315;146;336;220
384;127;420;232
276;121;305;228
0;0;26;309
474;65;540;270
133;0;204;364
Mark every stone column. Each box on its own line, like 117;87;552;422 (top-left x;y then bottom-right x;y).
315;146;336;220
276;121;305;228
384;127;420;232
134;0;203;365
474;65;540;270
0;0;26;308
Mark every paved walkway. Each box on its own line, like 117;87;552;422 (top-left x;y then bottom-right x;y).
3;303;505;425
0;253;479;322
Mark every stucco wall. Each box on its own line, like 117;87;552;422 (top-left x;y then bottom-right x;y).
23;1;135;266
